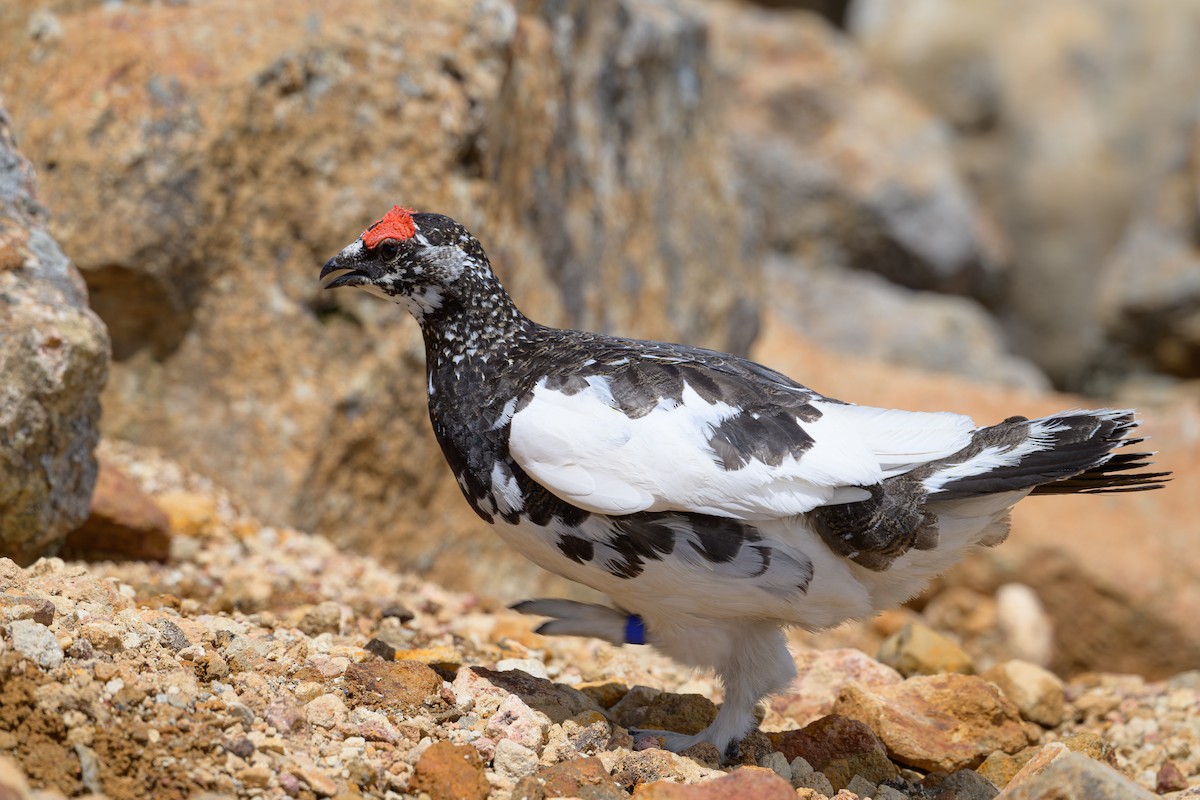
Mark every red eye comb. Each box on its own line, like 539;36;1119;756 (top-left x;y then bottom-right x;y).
362;206;417;248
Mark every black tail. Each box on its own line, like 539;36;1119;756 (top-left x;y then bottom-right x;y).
1029;448;1169;495
930;410;1170;500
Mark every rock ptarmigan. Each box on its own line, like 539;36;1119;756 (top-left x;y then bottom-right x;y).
320;206;1168;760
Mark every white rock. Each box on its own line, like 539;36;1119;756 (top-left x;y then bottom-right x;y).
996;583;1055;667
304;693;348;729
484;693;550;750
492;738;539;780
8;619;63;669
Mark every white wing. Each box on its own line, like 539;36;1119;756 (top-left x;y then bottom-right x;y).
508;375;975;520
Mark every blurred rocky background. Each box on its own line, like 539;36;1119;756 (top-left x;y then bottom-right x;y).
0;0;1199;794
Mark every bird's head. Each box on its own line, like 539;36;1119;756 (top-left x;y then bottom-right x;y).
320;206;492;320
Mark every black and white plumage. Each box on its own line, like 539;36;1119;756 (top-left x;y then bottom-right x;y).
320;207;1168;760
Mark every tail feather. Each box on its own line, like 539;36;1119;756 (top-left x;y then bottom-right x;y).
925;410;1169;500
1029;448;1169;494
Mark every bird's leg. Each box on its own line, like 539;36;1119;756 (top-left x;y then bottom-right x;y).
629;622;796;762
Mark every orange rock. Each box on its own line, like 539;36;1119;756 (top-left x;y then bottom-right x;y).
877;622;975;677
156;490;219;539
634;767;796;799
978;733;1111;789
513;757;625;800
490;615;549;649
394;646;461;676
871;608;916;637
832;673;1034;772
610;748;722;791
982;659;1065;728
344;660;443;713
977;747;1037;789
411;742;489;800
616;692;717;738
1001;746;1155;799
577;680;631;710
63;458;170;562
0;756;32;799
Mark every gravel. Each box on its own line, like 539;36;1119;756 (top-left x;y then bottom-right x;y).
0;439;1192;798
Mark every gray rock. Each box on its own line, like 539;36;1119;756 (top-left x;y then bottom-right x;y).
789;755;815;781
1097;152;1200;384
928;768;999;800
73;744;102;794
0;103;109;565
760;750;792;783
997;752;1155;800
874;784;912;800
151;619;191;652
1165;671;1200;692
304;693;348;730
299;601;343;636
794;769;835;795
8;618;64;670
847;774;881;797
767;254;1048;390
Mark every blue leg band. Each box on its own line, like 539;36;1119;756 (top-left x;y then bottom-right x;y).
625;614;646;645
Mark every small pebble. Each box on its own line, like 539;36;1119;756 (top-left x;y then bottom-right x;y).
363;638;396;660
760;750;792;782
304;694;348;729
381;604;415;623
846;774;879;797
493;738;539;780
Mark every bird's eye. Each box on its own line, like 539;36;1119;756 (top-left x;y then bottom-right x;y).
375;240;401;261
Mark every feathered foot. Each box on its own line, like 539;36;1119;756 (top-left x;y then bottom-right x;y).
511;598;644;646
518;605;797;764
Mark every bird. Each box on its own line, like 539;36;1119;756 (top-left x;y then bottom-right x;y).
320;206;1168;761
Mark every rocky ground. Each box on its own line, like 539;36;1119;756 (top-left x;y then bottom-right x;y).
0;440;1195;800
3;3;1199;798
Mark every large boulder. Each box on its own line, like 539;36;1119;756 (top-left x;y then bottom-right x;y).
0;0;753;595
695;0;1007;301
0;104;109;563
850;0;1200;386
684;0;1030;391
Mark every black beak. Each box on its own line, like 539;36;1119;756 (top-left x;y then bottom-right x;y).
320;245;372;289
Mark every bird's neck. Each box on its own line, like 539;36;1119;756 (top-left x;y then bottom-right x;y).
419;275;536;382
419;277;540;519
